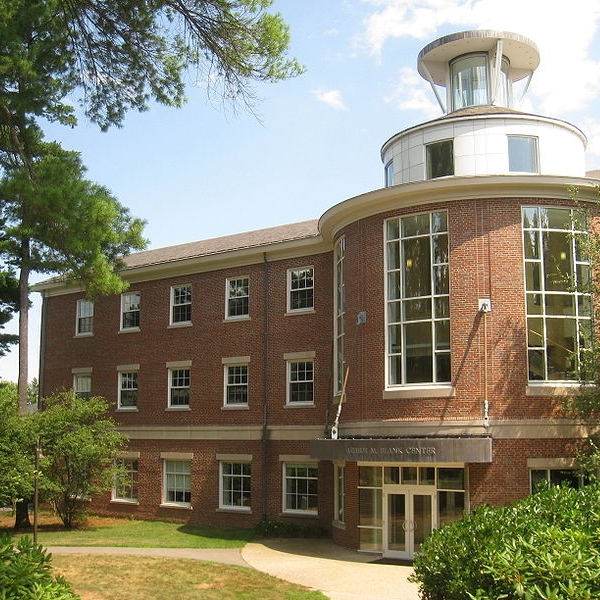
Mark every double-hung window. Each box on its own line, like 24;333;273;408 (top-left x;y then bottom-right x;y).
283;463;318;514
73;372;91;400
224;361;249;406
220;462;251;510
168;366;190;408
226;277;249;318
113;458;138;502
523;206;591;381
171;285;192;324
163;460;191;506
121;292;140;330
118;368;138;409
288;360;314;405
386;211;450;385
288;267;314;312
76;300;94;335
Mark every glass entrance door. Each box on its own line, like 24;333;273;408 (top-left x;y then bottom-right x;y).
385;490;434;559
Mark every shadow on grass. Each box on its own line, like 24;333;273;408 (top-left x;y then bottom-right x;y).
177;523;256;543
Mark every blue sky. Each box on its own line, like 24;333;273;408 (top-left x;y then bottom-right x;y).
2;0;600;382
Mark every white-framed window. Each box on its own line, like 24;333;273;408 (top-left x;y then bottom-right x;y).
288;267;314;312
163;460;191;507
168;366;190;407
385;211;450;386
384;159;394;187
426;140;454;179
226;277;249;318
334;237;346;395
220;462;251;510
283;463;318;514
287;360;314;405
121;292;140;330
523;207;591;381
509;135;539;173
75;299;94;336
530;468;586;491
224;363;249;406
118;368;139;409
171;285;192;324
113;458;138;502
335;464;345;523
73;372;91;400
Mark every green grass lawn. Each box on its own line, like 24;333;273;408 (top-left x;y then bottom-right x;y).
52;554;328;600
0;513;329;599
0;512;255;548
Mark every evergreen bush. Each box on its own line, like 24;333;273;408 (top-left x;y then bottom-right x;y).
0;535;80;600
410;484;600;600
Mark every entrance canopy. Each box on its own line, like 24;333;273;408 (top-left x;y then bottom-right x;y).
311;437;492;463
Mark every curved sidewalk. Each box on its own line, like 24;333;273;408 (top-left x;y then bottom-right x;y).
49;539;420;600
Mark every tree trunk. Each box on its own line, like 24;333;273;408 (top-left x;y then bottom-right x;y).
17;256;29;414
14;499;31;530
16;252;31;529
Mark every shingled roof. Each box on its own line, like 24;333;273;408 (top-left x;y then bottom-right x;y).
123;219;321;270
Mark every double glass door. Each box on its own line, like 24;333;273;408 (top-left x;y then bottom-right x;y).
384;489;435;560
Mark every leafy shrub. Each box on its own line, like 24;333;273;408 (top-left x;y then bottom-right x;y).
255;519;325;538
410;483;600;600
0;534;80;599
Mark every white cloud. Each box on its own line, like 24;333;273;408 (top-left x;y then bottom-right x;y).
312;89;350;111
385;66;440;118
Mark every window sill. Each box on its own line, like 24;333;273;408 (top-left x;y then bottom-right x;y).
110;499;139;505
223;315;250;323
160;503;192;510
285;403;315;408
74;332;93;338
285;309;316;317
216;507;252;514
117;407;139;412
119;327;140;334
222;404;249;410
280;510;319;518
526;383;581;397
166;406;191;411
332;520;346;531
168;322;192;329
383;385;455;400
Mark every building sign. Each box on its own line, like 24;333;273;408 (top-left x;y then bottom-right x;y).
310;437;492;463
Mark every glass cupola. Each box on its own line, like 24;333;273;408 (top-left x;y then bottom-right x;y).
417;30;540;113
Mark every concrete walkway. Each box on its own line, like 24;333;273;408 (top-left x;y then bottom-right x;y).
48;539;421;600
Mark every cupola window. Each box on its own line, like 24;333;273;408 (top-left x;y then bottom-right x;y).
451;54;488;110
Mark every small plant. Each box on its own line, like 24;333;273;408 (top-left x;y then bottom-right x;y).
0;534;80;599
255;519;325;538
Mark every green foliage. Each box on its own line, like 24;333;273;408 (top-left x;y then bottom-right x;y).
0;534;80;599
411;484;600;600
33;391;128;528
255;519;325;538
0;382;35;505
0;270;18;357
0;141;148;295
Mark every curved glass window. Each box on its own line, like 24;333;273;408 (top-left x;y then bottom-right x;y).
451;55;488;110
494;58;510;107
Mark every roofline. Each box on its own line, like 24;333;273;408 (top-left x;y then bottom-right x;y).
380;111;587;161
319;174;600;242
34;227;329;296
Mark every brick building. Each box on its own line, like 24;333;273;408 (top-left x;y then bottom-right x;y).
37;30;599;559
